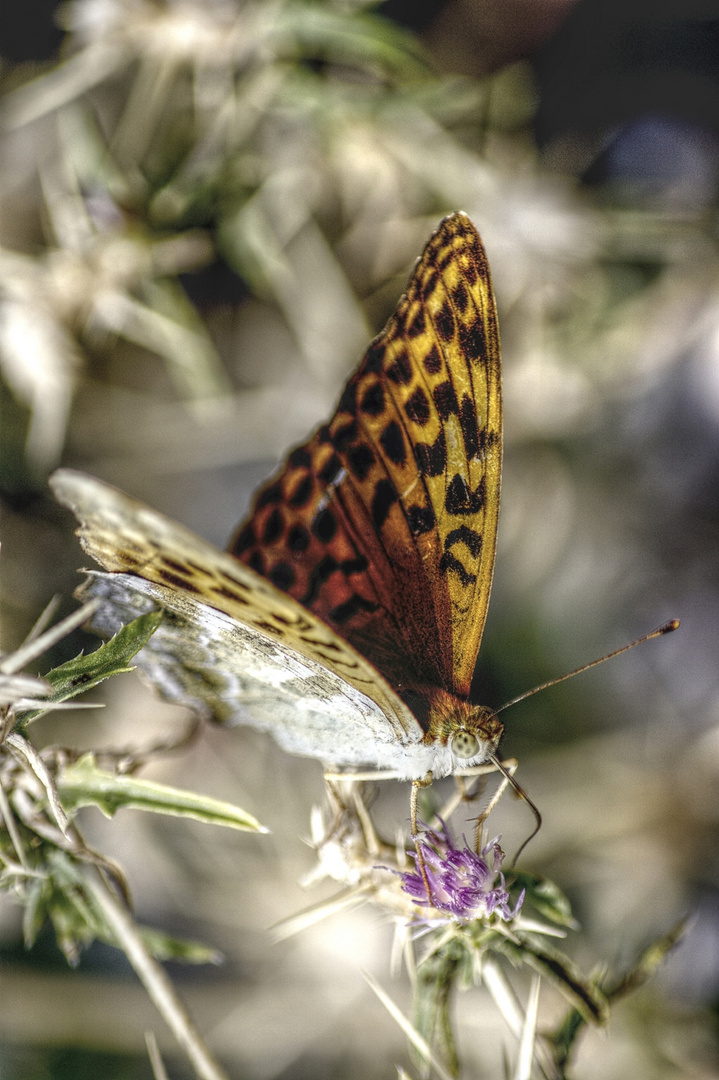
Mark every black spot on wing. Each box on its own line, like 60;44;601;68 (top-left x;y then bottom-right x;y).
445;525;482;557
459;318;487;365
256;483;282;509
463;258;479;286
329;594;379;625
414;430;447;477
478;428;500;455
371;477;398;529
405;386;430;426
407;308;426;338
158;568;202;592
332;420;358;451
187;560;210;575
421;269;439;302
386;351;412;385
262;508;283;544
289;475;313;508
459;394;479;459
270;562;295;590
445;474;486;516
360;382;385;415
433;380;458;420
407;503;436;536
249;551;265;576
452;281;469;313
363;340;385;374
289;446;312;468
347;443;374;481
220;569;250;587
162;557;195;576
380;420;406;465
423;344;442;375
338;380;357;414
320;454;342;485
439;550;476;586
438;249;455;272
312;507;337;543
435;302;455;342
211;583;251;605
288;524;310;553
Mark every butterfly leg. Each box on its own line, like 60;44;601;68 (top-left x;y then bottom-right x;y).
411;772;434;901
437;773;490;852
456;774;495;853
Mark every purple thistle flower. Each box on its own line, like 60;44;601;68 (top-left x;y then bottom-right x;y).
399;821;524;923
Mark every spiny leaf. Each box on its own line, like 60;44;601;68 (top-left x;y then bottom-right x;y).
58;753;267;832
547;918;690;1072
20;848;225;965
136;927;223;966
500;936;609;1026
511;872;578;929
19;611;163;725
605;916;690;1002
413;945;463;1078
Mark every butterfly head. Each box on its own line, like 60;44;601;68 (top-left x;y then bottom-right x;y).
449;703;503;767
423;690;503;771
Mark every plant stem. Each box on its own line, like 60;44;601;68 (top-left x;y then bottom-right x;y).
413;946;462;1078
83;866;229;1080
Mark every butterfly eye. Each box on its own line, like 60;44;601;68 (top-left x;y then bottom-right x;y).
451;730;480;760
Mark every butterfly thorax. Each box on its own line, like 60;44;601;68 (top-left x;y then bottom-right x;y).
421;687;503;768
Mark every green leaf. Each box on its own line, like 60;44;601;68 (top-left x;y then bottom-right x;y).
22;877;49;952
413;943;462;1079
281;5;432;83
605;916;690;1001
511;872;578;929
19;848;224;965
58;753;267;832
548;1004;586;1077
135;278;232;399
19;611;163;725
22;849;104;965
547;918;689;1074
501;936;609;1026
137;926;223;966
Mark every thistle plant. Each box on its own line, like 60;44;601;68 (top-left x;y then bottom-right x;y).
0;591;266;1080
0;588;686;1078
273;771;686;1080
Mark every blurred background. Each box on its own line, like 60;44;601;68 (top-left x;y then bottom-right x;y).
1;0;718;1076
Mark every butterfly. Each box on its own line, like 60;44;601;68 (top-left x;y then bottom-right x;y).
50;212;504;783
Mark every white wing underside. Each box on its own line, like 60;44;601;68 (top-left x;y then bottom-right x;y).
80;570;438;775
51;470;462;779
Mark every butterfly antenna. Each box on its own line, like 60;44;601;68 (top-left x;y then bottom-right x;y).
487;752;542;865
496;619;680;716
489;619;679;862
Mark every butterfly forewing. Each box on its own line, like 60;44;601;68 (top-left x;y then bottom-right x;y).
231;213;501;699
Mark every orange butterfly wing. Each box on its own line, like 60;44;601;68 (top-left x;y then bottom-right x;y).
230;212;501;702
